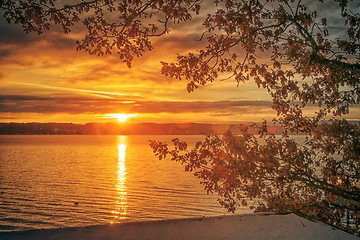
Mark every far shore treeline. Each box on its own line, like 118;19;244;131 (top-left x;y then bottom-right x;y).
0;122;285;135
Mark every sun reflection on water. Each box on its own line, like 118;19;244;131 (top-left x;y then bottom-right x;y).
111;136;128;222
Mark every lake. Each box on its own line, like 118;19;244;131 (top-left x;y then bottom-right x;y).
0;135;248;232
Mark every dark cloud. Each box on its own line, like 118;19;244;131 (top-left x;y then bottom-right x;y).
0;95;51;101
0;14;77;47
131;100;271;113
0;49;11;57
45;31;78;50
0;20;34;45
0;94;272;115
0;17;77;64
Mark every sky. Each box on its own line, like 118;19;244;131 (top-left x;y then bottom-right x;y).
0;2;358;124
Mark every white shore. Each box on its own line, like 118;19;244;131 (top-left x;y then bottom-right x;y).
0;213;358;240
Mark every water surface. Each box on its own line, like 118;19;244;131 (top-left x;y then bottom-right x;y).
0;135;243;232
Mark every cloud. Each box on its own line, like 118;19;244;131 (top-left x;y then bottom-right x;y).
0;20;34;45
130;100;272;114
0;94;272;115
0;16;77;47
0;12;206;88
0;48;11;58
10;82;145;99
0;95;50;101
0;16;80;70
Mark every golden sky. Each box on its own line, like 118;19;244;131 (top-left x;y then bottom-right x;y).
0;4;358;124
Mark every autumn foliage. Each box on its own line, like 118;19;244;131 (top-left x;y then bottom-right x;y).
2;0;359;234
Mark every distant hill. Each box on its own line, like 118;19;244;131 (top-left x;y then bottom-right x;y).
0;122;285;135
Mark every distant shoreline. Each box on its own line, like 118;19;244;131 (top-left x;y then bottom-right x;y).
0;122;287;135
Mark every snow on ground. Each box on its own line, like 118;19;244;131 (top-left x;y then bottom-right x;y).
0;213;358;240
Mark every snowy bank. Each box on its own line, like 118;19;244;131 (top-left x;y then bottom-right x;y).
0;213;358;240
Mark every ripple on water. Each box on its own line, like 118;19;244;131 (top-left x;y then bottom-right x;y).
0;135;234;232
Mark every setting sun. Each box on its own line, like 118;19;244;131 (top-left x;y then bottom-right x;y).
106;114;137;123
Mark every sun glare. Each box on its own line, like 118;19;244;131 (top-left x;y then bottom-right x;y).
106;113;137;122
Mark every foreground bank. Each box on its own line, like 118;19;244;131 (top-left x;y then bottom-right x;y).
0;213;358;240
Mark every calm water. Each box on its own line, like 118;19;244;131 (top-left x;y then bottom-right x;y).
0;135;245;232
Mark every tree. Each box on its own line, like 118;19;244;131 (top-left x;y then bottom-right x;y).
2;0;359;234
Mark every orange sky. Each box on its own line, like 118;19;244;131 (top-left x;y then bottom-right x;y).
0;5;359;124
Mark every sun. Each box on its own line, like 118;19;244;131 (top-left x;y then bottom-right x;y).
106;113;137;123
